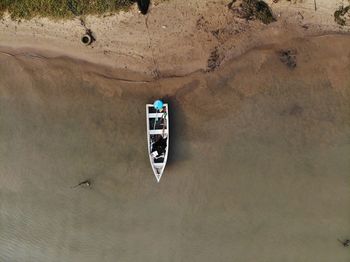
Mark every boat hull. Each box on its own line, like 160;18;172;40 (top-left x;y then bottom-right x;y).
146;104;169;182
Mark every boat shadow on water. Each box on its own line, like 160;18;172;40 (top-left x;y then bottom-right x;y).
160;96;191;169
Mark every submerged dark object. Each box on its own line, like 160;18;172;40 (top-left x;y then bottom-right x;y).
73;179;92;188
279;49;297;69
338;239;350;247
137;0;150;15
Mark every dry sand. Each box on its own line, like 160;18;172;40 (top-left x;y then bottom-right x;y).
0;0;350;261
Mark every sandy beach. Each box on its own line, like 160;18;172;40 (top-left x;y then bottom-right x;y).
0;0;350;261
0;0;349;77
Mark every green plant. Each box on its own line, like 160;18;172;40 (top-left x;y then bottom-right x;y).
0;0;134;20
334;5;350;26
228;0;276;25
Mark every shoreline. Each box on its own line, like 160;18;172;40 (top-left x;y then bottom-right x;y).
1;31;349;84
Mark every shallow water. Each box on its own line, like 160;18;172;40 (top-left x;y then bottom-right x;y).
0;35;350;262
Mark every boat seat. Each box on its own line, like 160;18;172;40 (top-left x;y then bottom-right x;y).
148;113;165;118
149;129;168;135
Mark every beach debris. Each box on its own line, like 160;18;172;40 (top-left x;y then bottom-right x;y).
207;47;223;71
278;49;297;69
137;0;150;15
228;0;276;24
338;239;350;247
81;34;93;45
72;179;92;189
79;18;96;46
153;100;164;110
334;5;350;26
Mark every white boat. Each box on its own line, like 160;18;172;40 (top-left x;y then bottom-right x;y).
146;103;169;182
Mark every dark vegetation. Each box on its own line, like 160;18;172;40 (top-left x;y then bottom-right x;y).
207;47;223;71
334;5;350;26
0;0;135;19
228;0;276;24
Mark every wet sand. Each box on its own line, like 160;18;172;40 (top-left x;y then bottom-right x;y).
0;34;350;261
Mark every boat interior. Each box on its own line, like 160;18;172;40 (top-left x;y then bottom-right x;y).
147;105;168;163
